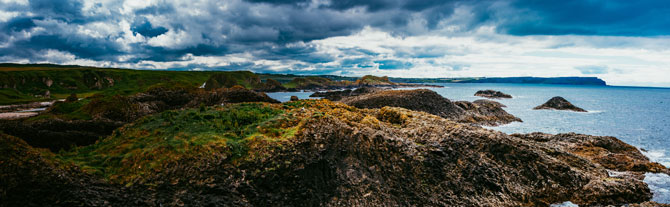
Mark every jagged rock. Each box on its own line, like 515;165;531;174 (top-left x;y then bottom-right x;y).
534;96;587;112
512;132;669;175
455;99;523;126
474;90;513;99
341;89;521;126
290;96;299;101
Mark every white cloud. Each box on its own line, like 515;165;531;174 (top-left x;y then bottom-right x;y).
309;27;670;87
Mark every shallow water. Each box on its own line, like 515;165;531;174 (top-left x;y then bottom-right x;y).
270;83;670;203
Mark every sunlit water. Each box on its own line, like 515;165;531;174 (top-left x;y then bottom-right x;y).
268;83;670;203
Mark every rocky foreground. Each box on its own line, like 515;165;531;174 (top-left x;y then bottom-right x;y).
1;99;668;206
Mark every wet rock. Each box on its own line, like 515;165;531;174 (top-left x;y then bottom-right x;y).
534;96;587;112
290;96;299;101
341;89;521;126
474;90;512;99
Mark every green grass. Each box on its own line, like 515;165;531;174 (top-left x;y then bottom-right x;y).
55;103;297;184
0;65;216;104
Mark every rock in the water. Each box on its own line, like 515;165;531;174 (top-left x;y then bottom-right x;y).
290;96;299;101
475;90;513;99
534;96;587;112
341;89;521;126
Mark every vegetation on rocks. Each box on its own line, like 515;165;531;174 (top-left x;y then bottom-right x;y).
1;99;666;206
0;82;279;152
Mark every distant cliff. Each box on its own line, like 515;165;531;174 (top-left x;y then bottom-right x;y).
390;76;607;86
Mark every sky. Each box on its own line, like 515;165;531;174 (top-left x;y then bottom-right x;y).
1;0;670;87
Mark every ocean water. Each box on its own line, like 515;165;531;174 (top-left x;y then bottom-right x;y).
269;83;670;203
425;83;670;204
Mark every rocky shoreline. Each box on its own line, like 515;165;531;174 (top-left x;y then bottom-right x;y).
0;84;668;206
1;99;668;206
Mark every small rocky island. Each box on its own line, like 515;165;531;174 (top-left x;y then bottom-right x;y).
534;96;587;112
474;90;513;99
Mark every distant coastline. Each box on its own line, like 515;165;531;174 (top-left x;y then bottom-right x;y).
388;76;607;86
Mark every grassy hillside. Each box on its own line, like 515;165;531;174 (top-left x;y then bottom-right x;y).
56;102;306;184
0;64;216;104
0;63;408;105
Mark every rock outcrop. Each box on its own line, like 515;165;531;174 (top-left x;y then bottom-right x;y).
310;87;385;101
534;96;587;112
257;79;286;92
454;99;523;126
341;89;521;126
0;100;664;206
512;132;669;175
475;89;513;99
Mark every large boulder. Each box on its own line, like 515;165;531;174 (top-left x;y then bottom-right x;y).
534;96;587;112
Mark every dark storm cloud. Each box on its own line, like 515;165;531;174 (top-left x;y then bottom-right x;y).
1;0;669;70
131;18;168;38
28;0;85;21
498;0;670;36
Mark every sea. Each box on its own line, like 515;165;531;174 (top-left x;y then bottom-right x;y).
268;83;670;204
